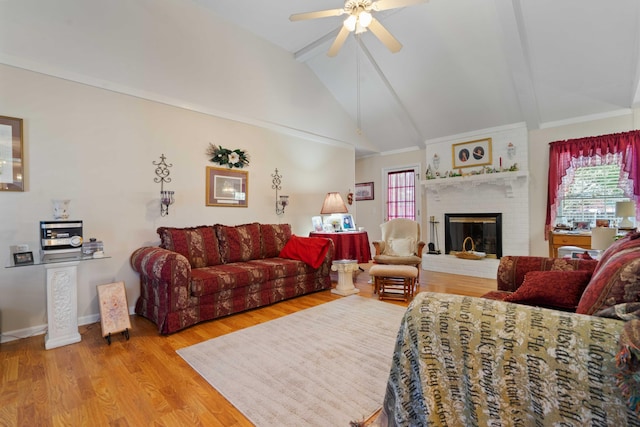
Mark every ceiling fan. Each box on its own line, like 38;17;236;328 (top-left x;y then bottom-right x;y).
290;0;427;57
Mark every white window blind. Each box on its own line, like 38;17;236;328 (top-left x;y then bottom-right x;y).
558;164;629;226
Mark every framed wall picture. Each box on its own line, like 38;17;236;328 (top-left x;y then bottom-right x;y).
355;182;374;201
0;115;24;192
13;251;33;265
206;166;248;207
452;138;492;169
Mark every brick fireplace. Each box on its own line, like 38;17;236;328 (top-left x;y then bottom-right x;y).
422;172;529;278
422;123;530;279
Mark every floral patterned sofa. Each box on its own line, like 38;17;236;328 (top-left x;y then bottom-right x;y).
130;223;334;334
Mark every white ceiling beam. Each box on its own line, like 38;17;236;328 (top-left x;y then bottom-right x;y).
293;29;339;62
493;0;540;130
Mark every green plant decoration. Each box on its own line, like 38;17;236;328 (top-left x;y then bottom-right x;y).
206;143;250;169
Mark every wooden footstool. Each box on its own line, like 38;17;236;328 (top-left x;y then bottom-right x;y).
369;265;419;302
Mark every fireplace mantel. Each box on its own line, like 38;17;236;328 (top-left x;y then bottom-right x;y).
421;171;528;200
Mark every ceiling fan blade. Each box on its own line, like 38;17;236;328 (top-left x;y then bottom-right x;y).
372;0;427;12
367;17;402;53
327;26;351;57
290;8;345;22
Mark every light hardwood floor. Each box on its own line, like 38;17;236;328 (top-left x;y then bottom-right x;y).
0;265;496;426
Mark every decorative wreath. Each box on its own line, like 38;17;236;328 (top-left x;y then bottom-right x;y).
206;143;250;169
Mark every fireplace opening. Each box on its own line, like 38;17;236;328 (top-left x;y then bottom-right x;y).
444;213;502;259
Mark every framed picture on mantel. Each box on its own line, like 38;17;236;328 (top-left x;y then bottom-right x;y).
452;138;492;169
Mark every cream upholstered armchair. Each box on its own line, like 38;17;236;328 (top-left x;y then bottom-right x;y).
372;218;426;270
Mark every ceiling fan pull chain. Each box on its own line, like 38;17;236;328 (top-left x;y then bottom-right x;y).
356;35;362;134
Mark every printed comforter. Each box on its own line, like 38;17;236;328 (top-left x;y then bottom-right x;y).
377;292;640;426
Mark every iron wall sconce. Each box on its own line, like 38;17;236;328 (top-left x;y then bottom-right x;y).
153;154;174;216
272;168;289;215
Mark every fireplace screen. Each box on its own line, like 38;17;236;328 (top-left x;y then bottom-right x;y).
444;213;502;259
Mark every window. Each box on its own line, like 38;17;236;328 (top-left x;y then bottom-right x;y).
386;169;416;220
545;130;640;235
557;164;630;227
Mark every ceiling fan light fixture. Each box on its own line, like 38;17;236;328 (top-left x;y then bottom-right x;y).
291;0;426;56
343;14;357;31
359;11;372;27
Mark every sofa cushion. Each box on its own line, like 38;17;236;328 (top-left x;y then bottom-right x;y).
190;263;270;296
503;270;592;310
247;258;319;280
577;234;640;315
260;223;292;258
216;223;262;263
157;226;222;268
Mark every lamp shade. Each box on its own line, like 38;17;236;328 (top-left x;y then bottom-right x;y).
616;201;635;217
320;192;348;214
616;201;636;229
591;227;616;251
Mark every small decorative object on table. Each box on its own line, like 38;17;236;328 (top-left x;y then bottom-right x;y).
454;236;486;260
206;143;249;169
13;251;34;265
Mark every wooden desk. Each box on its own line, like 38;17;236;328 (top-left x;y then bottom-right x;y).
309;231;372;264
548;231;591;257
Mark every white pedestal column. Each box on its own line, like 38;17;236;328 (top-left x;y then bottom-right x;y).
44;261;81;349
331;260;360;296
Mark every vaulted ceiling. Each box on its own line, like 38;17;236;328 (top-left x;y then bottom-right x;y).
199;0;640;156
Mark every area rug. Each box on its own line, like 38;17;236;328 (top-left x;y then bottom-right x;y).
177;296;406;427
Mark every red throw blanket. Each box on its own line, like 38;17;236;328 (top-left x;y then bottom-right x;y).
279;235;331;269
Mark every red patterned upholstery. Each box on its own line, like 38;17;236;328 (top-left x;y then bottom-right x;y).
215;223;262;263
487;232;640;314
496;256;597;293
157;225;222;268
190;263;270;296
577;232;640;315
260;223;292;258
131;223;334;334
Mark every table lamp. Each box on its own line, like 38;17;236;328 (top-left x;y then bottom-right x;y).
320;192;348;215
616;201;636;229
320;192;348;232
591;227;616;255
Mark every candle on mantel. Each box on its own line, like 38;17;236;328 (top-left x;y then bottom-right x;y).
499;157;502;168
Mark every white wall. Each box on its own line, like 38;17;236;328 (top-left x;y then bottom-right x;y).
0;65;354;339
0;0;370;150
0;0;363;340
355;148;427;245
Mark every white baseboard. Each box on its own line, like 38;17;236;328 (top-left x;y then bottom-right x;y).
0;305;135;344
